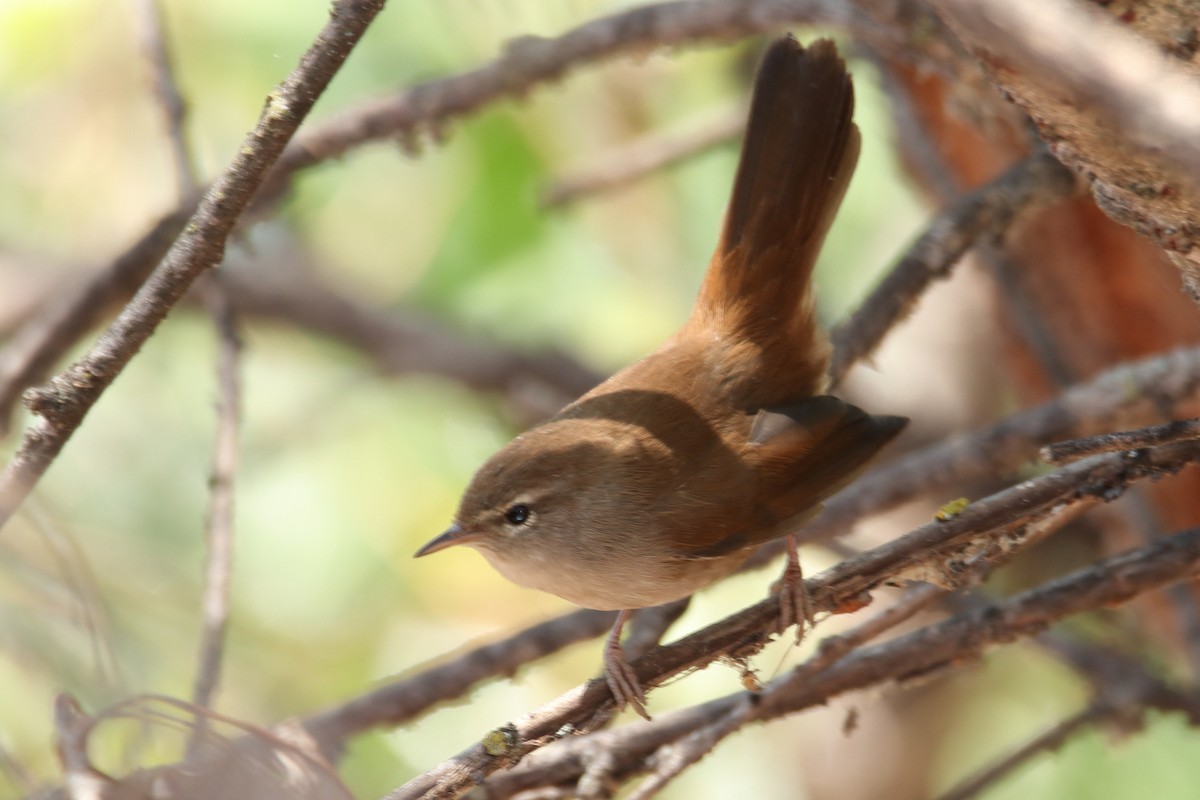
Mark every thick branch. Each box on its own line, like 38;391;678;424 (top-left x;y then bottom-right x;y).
929;0;1200;177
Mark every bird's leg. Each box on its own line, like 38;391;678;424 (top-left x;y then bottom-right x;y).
777;534;813;642
603;609;650;720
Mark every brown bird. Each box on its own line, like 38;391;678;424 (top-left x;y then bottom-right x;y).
416;36;906;719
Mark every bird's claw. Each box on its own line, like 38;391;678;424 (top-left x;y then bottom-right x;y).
777;536;813;643
604;640;650;720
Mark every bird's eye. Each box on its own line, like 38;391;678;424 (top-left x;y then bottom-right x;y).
504;504;532;526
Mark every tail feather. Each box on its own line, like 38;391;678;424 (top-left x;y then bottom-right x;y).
689;37;860;409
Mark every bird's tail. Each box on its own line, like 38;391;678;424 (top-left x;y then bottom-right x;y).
687;36;859;409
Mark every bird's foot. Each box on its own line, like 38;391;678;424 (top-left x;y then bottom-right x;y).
604;637;650;720
776;535;813;643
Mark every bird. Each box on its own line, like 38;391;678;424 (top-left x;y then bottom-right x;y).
416;35;907;719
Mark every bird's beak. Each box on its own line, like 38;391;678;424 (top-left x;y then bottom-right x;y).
414;522;478;557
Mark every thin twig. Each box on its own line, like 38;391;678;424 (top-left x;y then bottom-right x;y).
132;0;197;196
827;150;1077;387
935;706;1106;800
132;0;240;751
1042;418;1200;464
189;279;243;748
0;0;388;533
540;106;744;208
625;581;948;800
622;501;1090;800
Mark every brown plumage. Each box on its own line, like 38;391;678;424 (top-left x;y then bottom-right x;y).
416;36;906;718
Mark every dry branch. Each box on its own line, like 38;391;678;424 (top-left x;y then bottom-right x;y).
929;0;1200;176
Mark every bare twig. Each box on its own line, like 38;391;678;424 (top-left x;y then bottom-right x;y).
1042;418;1200;464
541;107;744;208
189;280;243;745
0;0;388;533
929;0;1200;176
133;0;197;196
53;694;114;800
827;151;1077;386
132;0;239;751
386;441;1200;798
934;628;1200;800
621;501;1090;800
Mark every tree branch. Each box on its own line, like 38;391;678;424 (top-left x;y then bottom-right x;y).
928;0;1200;176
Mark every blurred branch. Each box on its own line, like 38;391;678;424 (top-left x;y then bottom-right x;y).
133;0;197;196
939;633;1200;800
387;440;1200;797
190;280;242;741
929;0;1200;177
540;107;744;208
933;706;1107;800
805;345;1200;544
132;0;241;751
0;0;388;533
300;608;615;758
827;150;1078;387
221;263;601;421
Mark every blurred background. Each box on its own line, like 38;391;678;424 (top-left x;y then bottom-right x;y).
3;1;1200;798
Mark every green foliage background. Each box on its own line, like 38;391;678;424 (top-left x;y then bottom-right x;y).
4;2;1199;798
